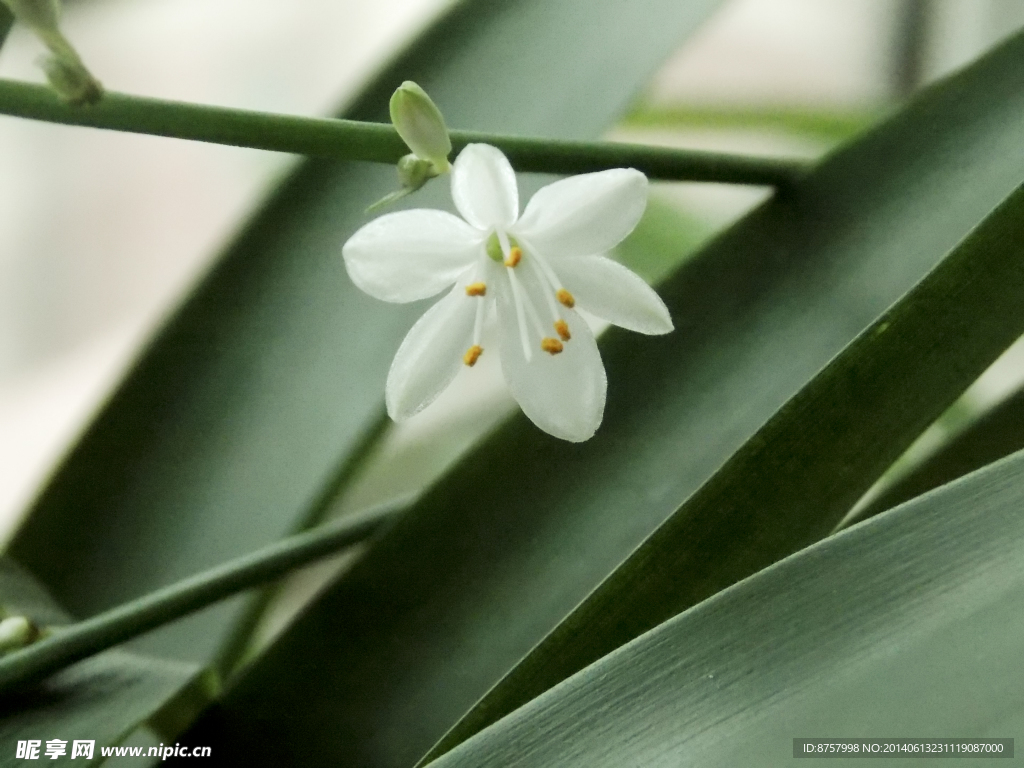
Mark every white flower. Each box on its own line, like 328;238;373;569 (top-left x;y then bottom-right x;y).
342;143;673;442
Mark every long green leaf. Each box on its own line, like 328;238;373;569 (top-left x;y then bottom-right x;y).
427;447;1024;767
200;30;1024;768
9;0;723;667
846;385;1024;525
0;560;199;760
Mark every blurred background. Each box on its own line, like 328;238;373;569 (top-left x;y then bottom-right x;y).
1;0;1023;538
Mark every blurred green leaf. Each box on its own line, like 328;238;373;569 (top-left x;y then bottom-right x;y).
848;384;1024;526
614;195;712;283
196;30;1024;768
0;6;13;48
622;104;880;145
426;448;1024;767
0;560;199;761
9;0;724;666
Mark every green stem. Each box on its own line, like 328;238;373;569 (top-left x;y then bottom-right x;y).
214;410;391;676
0;78;808;185
0;501;404;692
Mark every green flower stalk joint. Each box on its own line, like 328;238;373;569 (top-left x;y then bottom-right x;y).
2;0;103;105
368;81;453;211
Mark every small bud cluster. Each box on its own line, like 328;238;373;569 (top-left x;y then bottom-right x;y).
367;81;452;212
2;0;103;105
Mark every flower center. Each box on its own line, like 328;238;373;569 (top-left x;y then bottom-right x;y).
468;234;579;365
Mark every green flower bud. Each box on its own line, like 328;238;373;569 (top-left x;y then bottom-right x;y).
397;153;433;190
389;81;451;173
0;615;36;654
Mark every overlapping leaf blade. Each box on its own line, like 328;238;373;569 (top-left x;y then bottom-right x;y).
198;30;1024;768
849;385;1024;524
9;0;723;665
428;448;1024;767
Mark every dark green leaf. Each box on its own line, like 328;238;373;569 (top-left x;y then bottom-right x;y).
427;448;1024;767
848;384;1024;525
9;0;723;666
0;560;199;762
204;30;1024;768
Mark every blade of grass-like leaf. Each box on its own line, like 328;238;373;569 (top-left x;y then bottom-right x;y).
0;560;200;757
0;80;806;185
9;0;726;666
844;385;1024;527
428;448;1024;767
195;29;1024;768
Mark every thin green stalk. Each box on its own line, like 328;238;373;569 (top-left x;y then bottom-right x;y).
0;501;404;692
214;410;392;676
0;78;809;185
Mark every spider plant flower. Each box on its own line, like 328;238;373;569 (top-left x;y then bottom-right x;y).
2;0;103;104
342;143;673;442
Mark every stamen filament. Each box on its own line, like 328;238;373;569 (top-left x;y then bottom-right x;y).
472;292;485;346
506;268;533;361
528;258;563;324
531;249;564;293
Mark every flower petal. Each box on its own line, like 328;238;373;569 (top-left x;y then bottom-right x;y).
451;143;519;230
343;209;483;303
495;276;606;442
556;254;673;335
385;284;479;420
514;169;647;258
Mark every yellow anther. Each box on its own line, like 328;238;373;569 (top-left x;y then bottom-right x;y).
504;246;522;268
556;288;575;308
554;319;571;341
463;345;483;367
465;282;487;296
541;337;564;355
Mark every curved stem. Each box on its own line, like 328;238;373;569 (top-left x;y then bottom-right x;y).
0;78;809;185
0;500;405;693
